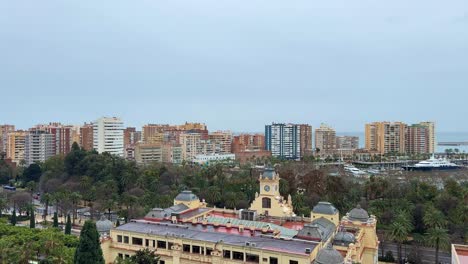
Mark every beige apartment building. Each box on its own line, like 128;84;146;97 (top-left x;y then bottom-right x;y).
6;131;27;164
0;125;15;153
419;121;435;153
366;121;435;155
315;124;336;154
299;124;313;157
208;131;232;154
365;122;407;155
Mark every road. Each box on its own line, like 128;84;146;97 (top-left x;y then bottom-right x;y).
380;242;451;264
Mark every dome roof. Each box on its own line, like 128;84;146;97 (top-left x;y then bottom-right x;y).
312;201;338;215
348;204;369;222
262;167;276;180
96;216;113;234
333;231;355;246
175;190;199;201
315;243;344;264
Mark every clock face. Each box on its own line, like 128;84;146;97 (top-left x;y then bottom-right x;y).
264;185;270;192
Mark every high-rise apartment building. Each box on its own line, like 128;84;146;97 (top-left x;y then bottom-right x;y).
6;130;26;164
24;130;55;166
142;122;208;144
208;131;232;154
0;125;15;153
123;127;141;160
142;124;175;143
419;122;435;153
80;123;94;151
365;122;407;155
336;136;359;150
231;134;265;153
93;117;124;157
406;124;430;154
299;124;313;157
265;123;301;160
315;124;336;153
32;123;73;155
70;125;81;148
405;122;436;154
180;133;202;161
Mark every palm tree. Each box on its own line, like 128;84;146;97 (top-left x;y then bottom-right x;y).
390;214;413;263
426;227;450;264
223;192;237;209
69;192;82;225
206;186;221;205
423;206;447;229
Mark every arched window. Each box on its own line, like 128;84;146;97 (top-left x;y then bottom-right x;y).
262;197;271;209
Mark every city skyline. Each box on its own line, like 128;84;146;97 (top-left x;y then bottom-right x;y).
1;0;467;132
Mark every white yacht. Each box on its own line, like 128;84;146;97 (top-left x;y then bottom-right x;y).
402;155;459;171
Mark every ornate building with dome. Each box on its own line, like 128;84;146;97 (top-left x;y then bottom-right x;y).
101;168;379;264
249;167;295;218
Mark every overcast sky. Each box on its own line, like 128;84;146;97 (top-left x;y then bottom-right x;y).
1;0;467;132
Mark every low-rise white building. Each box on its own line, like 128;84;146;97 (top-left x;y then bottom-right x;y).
192;153;235;165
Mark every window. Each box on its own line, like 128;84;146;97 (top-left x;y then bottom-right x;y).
145;239;149;247
223;250;231;259
157;240;167;249
118;253;123;259
159;261;165;264
192;245;201;254
125;254;130;259
132;237;143;246
289;261;298;264
233;251;244;260
183;244;191;253
123;236;129;244
262;197;271;208
117;235;122;243
153;240;156;248
168;242;174;250
246;253;259;263
206;248;213;256
270;257;278;264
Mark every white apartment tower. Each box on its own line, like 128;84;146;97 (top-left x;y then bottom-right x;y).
93;117;124;157
24;130;55;166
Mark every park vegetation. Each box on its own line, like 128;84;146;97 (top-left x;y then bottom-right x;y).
0;142;466;263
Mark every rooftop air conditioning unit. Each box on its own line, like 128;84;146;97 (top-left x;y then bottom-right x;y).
305;248;312;254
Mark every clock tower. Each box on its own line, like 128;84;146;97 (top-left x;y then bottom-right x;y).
249;167;295;218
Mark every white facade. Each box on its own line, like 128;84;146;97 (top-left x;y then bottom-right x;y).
24;131;55;166
93;117;124;157
192;153;235;164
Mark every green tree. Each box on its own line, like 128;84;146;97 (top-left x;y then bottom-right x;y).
223;192;237;209
41;193;52;220
65;214;72;235
53;212;59;228
390;213;413;263
70;192;82;225
423;206;447;229
0;198;7;217
120;248;160;264
426;227;450;264
74;220;104;264
30;207;36;228
11;208;17;226
206;186;221;205
22;163;42;183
